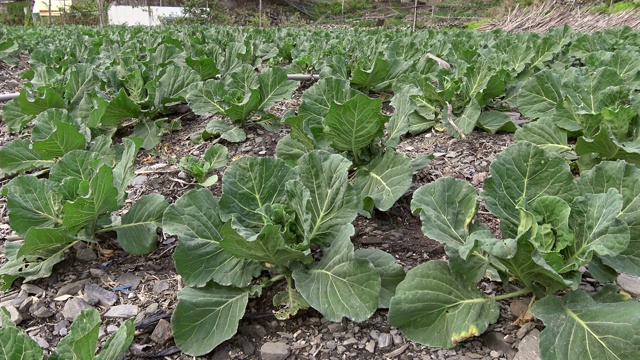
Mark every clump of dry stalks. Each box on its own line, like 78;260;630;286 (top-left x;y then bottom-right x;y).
478;1;640;33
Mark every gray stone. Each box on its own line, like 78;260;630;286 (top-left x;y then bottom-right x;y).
0;290;28;308
516;322;536;340
106;325;119;334
326;340;337;350
62;297;93;321
617;274;640;296
327;323;345;333
343;337;358;345
145;302;159;314
513;329;541;360
369;329;380;340
18;296;33;311
392;334;403;346
152;280;170;293
104;304;138;318
240;324;267;338
30;301;54;318
237;337;256;356
481;332;516;358
31;336;49;349
131;175;148;187
378;333;392;348
365;340;376;353
54;320;69;335
510;298;531;318
135;311;146;324
150;319;173;345
59;328;68;336
260;342;290;360
76;247;97;262
56;279;90;297
211;345;231;360
21;284;46;297
89;269;106;278
4;305;22;324
84;284;118;306
116;273;141;290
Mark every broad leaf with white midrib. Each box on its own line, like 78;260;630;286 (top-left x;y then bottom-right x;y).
511;69;563;120
163;189;261;288
410;177;478;254
532;290;640;360
186;80;227;116
5;176;62;236
388;260;499;348
154;64;200;106
220;157;295;240
0;309;44;360
293;225;380;322
258;67;298;110
0;139;54;177
116;194;169;256
64;63;99;108
354;248;405;308
514;119;571;154
298;77;359;123
324;93;387;155
576;161;640;275
49;309;101;360
483;142;577;227
291;151;358;245
355;150;412;212
172;284;249;357
566;189;629;267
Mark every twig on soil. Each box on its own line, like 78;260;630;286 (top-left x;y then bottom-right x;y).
134;311;172;330
168;177;194;186
312;344;323;357
384;343;411;358
134;166;179;175
445;102;466;139
149;243;177;260
129;345;180;358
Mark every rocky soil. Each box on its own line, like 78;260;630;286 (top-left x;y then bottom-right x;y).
2;52;639;360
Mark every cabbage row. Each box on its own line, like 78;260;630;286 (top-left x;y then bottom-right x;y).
1;25;639;359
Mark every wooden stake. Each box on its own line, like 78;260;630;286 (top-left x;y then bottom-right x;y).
96;0;104;26
412;0;418;31
259;0;262;27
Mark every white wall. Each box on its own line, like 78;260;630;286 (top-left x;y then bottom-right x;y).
108;5;183;26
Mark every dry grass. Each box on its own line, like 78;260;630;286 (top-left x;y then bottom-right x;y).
478;1;640;32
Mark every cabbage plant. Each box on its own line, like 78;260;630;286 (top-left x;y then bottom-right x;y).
389;141;640;359
0;308;134;360
276;78;429;216
162;151;405;356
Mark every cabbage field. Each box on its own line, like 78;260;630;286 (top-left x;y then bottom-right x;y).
1;24;640;359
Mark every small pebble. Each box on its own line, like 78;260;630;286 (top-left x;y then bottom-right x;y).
106;325;119;334
365;341;376;353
